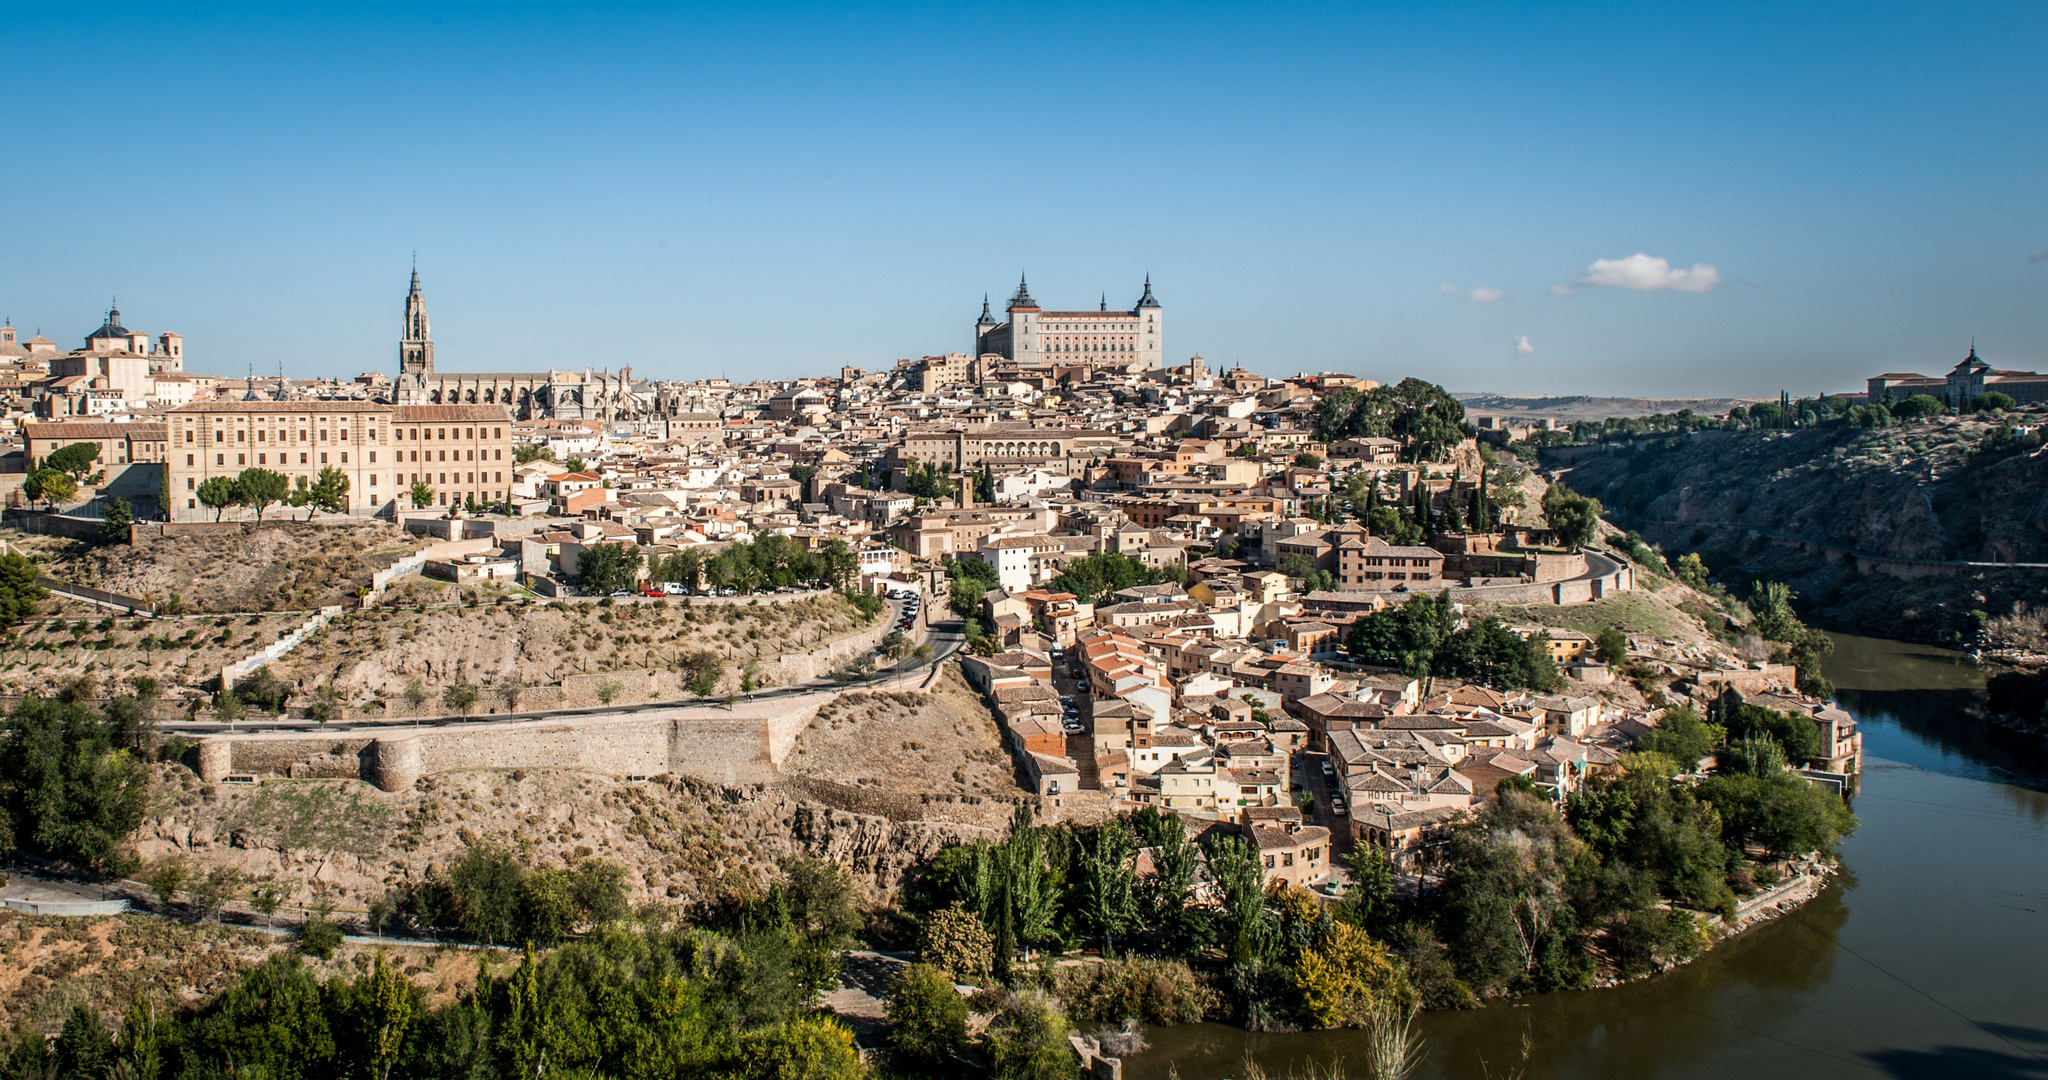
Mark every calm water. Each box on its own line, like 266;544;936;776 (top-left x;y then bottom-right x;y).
1131;634;2048;1079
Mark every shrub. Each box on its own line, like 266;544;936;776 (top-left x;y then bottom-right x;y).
1052;955;1218;1025
298;915;343;959
886;963;968;1068
917;903;995;985
1609;908;1703;977
984;990;1075;1080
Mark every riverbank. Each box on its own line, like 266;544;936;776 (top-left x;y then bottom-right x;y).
1131;632;2048;1080
1591;856;1837;990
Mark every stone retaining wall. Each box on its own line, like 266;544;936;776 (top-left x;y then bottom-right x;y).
784;774;1036;827
195;697;831;791
1448;550;1634;605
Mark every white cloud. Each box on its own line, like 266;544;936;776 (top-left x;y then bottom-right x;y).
1438;282;1506;304
1576;252;1722;292
1548;283;1576;296
1514;335;1535;355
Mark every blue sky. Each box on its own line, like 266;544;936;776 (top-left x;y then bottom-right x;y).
3;2;2044;395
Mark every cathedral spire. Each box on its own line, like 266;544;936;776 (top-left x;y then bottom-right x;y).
400;263;434;378
977;293;995;326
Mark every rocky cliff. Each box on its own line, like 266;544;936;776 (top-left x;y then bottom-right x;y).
1550;412;2048;644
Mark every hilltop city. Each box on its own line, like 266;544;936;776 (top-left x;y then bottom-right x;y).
2;266;1969;1069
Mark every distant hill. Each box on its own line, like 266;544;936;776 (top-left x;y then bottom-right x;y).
1455;394;1765;421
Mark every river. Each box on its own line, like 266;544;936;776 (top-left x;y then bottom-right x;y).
1130;634;2048;1079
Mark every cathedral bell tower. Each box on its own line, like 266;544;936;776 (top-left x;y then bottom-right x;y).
400;263;434;378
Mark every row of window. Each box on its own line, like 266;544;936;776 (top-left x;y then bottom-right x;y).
185;448;506;467
1263;847;1323;869
189;423;507;444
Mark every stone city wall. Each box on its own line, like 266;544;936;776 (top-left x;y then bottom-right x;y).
195;697;835;791
1448;550;1633;606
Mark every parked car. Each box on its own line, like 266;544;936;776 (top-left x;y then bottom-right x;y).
1329;797;1348;816
1320;759;1335;778
609;590;633;597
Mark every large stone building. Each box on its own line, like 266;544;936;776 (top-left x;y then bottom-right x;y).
974;276;1163;370
166;399;514;520
390;267;652;422
24;420;169;471
1868;345;2048;408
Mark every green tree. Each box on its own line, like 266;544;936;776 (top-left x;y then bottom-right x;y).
408;480;435;509
1747;580;1800;641
1293;451;1324;470
1541;481;1603;550
577;542;643;594
24;468;79;510
1336;844;1395;935
1721;700;1821;762
564;454;587;473
657;548;705;590
984;990;1076;1080
1675;551;1711;589
918;902;996;985
568;859;631;926
98;496;132;543
513;442;556;464
1438;791;1594;994
148;857;191;910
944;555;1000;618
336;951;419;1080
734;1017;866;1080
0;554;48;627
1595;626;1629;666
213;689;246;727
55;1005;113;1079
1072;819;1141;955
44;442;102;484
235;467;291;521
197;475;239;521
441;682;480;716
0;697;151;872
285;475;313;520
1699;772;1857;859
1434;617;1562;691
310;465;351;515
1632;704;1723;768
886;962;968;1069
679;649;724;698
1205;834;1270;966
1892;393;1945;420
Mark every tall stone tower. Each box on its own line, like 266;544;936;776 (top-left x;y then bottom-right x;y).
1135;274;1162;369
399;264;434;378
1006;275;1042;366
